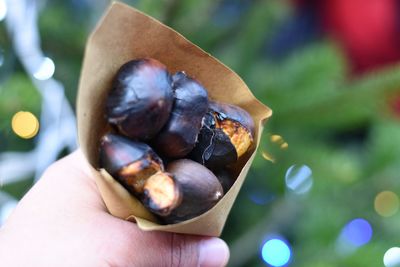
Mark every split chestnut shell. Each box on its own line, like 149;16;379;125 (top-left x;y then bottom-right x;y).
190;101;255;169
142;159;224;223
99;133;163;195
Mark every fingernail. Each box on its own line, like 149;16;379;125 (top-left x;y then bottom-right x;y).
199;238;230;267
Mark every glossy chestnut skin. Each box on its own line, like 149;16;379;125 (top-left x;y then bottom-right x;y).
190;101;255;169
142;159;224;223
99;133;163;195
214;169;235;193
105;58;174;140
152;72;209;158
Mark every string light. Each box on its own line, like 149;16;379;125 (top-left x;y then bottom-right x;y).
11;111;40;139
33;57;55;80
0;0;7;21
261;238;292;267
1;0;77;187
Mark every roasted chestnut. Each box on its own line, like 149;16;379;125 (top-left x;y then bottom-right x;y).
214;169;235;193
190;101;255;168
152;72;209;158
99;133;163;194
142;159;224;223
105;58;174;140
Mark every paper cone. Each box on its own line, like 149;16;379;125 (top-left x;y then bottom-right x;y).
77;1;272;237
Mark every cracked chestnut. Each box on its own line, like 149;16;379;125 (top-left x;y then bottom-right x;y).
105;58;174;140
142;159;224;223
152;71;209;158
190;101;255;168
99;133;163;195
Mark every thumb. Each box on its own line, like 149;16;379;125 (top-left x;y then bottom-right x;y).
109;220;230;267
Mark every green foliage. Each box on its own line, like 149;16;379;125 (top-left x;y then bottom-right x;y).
0;74;41;151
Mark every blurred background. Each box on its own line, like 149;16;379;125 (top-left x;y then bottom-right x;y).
1;0;400;266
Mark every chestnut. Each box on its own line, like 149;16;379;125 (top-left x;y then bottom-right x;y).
99;133;164;195
190;101;255;168
152;71;209;158
105;58;174;140
214;169;235;193
142;159;224;223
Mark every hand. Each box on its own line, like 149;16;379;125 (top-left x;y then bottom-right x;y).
0;151;229;267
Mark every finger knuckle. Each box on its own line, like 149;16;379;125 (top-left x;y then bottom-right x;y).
169;234;199;267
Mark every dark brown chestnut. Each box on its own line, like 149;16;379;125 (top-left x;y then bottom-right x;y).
214;169;235;193
190;101;255;168
189;112;236;169
142;159;224;223
152;72;209;158
99;133;164;194
105;58;174;140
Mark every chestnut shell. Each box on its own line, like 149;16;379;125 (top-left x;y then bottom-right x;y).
209;101;255;136
105;58;174;140
152;72;209;158
99;133;163;194
214;169;235;193
143;159;224;224
189;112;237;169
190;101;255;169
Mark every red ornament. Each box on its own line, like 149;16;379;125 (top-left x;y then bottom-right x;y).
321;0;400;74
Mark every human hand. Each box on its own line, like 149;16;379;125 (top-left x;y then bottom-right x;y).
0;151;230;267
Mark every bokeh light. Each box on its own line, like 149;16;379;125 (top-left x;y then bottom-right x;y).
341;218;373;247
33;57;55;80
248;188;274;205
280;142;288;150
384;247;400;267
0;200;18;226
11;111;40;139
374;191;399;217
261;238;291;267
285;165;313;194
0;0;7;21
262;150;275;163
270;135;284;144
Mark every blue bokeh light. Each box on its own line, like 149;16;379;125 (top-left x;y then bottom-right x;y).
261;238;291;267
248;189;275;205
342;218;373;247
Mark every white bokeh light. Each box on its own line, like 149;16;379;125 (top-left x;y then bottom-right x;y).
384;247;400;267
33;57;55;80
0;200;18;225
0;0;7;21
285;164;313;194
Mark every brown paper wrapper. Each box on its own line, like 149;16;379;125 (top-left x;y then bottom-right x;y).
77;1;272;237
